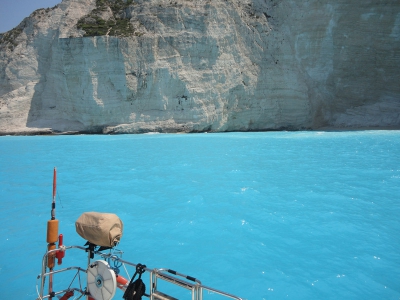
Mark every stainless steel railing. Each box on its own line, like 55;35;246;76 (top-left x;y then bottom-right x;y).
36;245;243;300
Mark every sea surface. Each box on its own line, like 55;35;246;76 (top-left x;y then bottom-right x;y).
0;131;399;300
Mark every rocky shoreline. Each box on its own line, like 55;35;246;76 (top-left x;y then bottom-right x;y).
1;125;399;136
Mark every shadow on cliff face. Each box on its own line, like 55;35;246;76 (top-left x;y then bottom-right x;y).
27;35;130;133
26;31;68;131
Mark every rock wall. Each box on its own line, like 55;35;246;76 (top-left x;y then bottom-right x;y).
0;0;399;134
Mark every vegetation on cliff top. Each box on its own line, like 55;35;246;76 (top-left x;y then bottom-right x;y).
77;0;139;37
0;27;23;51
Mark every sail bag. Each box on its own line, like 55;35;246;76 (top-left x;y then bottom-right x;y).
75;212;123;247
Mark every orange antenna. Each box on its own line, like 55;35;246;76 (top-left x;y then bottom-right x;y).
51;167;56;219
47;167;59;299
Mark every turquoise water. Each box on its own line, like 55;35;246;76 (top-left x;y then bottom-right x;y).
0;131;399;299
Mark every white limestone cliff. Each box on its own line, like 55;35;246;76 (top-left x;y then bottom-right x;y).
0;0;399;134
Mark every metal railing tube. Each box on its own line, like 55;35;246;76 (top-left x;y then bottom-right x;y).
43;266;86;277
156;268;202;285
40;287;85;300
96;252;153;273
200;285;243;300
38;245;87;298
37;245;243;300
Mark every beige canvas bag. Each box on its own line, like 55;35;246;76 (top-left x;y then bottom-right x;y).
75;212;123;247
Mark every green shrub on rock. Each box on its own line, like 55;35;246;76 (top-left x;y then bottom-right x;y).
77;0;136;37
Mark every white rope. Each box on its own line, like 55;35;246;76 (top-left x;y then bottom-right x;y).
35;276;43;300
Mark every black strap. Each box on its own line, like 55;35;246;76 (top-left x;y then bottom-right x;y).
128;264;146;283
123;264;147;300
137;264;146;277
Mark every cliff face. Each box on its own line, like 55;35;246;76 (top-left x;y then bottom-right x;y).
0;0;399;134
